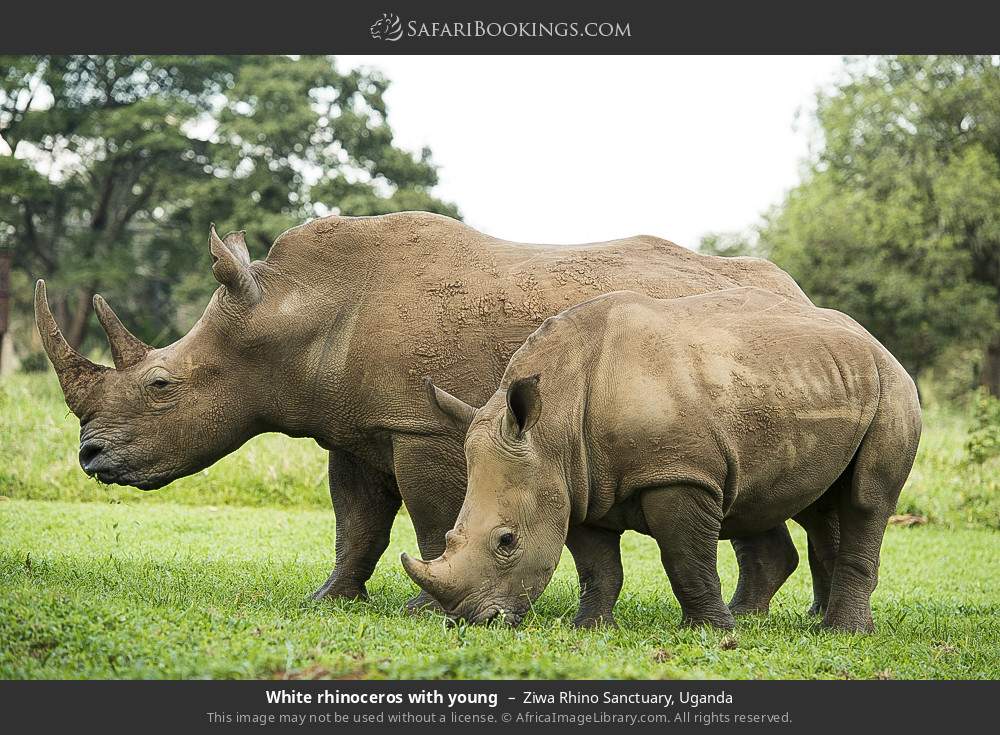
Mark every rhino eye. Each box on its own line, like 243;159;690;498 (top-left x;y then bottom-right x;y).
498;532;516;549
149;377;170;389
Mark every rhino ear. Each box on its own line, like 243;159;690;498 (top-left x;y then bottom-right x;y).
209;224;261;304
424;377;476;434
222;229;251;261
504;374;542;439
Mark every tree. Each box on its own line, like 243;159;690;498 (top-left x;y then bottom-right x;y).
1;56;241;349
0;55;458;353
759;56;1000;391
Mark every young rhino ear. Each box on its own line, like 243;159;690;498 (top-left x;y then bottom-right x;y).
209;223;262;304
504;374;542;439
424;377;477;434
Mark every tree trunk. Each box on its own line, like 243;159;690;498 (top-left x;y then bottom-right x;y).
65;288;93;351
982;336;1000;397
0;250;10;374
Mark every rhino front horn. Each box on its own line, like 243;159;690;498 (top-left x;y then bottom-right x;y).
93;294;151;370
34;280;110;417
400;552;450;603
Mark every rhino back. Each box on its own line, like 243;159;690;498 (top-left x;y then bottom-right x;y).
549;290;890;533
272;213;809;422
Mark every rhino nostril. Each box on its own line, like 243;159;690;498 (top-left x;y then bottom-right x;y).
79;440;105;469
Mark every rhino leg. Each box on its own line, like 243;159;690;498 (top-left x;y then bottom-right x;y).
312;449;401;602
728;525;799;615
642;486;735;630
392;436;469;614
823;389;918;633
822;499;888;633
565;525;624;628
793;498;841;616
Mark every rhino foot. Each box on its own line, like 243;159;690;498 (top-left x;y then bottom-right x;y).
807;601;827;616
310;576;369;602
820;608;874;634
681;608;736;631
728;601;770;617
728;527;799;617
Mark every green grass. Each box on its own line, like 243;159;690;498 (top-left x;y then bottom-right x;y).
1;371;998;680
1;499;996;679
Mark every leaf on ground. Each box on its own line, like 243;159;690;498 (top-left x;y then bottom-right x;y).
273;664;331;680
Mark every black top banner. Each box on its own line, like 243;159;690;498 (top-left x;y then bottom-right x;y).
3;0;999;53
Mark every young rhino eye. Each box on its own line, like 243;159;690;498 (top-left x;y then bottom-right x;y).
498;532;516;549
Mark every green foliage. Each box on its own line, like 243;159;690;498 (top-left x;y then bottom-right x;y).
759;56;1000;383
898;405;1000;530
965;389;1000;464
697;231;759;258
1;499;996;679
0;55;458;352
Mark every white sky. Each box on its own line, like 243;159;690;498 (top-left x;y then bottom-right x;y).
337;55;845;248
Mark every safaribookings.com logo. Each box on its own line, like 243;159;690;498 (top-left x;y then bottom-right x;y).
370;13;404;41
369;13;631;42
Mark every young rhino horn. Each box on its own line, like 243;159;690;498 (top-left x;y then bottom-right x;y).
424;377;477;434
400;552;452;604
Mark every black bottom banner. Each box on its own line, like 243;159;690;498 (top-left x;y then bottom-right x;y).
1;680;994;733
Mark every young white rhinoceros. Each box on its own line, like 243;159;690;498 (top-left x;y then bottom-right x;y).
404;288;921;633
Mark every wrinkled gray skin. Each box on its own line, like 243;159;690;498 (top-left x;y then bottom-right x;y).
405;289;921;632
37;212;820;619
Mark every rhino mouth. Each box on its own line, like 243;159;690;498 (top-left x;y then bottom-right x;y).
79;440;175;490
84;464;173;491
470;605;525;627
448;595;528;626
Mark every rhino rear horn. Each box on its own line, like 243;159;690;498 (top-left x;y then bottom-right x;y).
209;223;262;304
93;294;151;370
34;280;110;417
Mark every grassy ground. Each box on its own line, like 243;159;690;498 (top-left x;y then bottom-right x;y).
1;372;998;679
2;500;997;680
